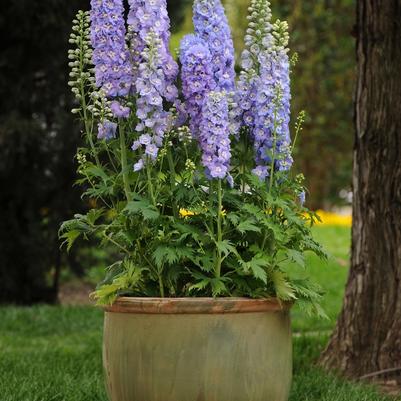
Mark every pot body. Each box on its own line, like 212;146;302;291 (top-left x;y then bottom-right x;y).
103;298;292;401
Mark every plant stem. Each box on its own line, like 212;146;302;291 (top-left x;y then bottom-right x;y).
215;179;223;278
208;181;215;237
261;232;268;251
167;148;178;218
81;96;100;167
291;127;300;153
103;233;130;255
241;131;248;194
269;108;279;193
119;123;132;202
291;111;305;153
105;145;118;173
84;173;112;209
146;163;156;207
158;273;165;298
77;33;100;168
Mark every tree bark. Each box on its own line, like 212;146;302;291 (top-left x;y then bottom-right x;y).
319;0;401;378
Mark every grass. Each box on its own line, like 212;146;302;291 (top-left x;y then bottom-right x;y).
0;306;105;401
0;226;398;401
292;225;351;332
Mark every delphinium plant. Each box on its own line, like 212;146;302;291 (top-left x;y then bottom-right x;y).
61;0;327;316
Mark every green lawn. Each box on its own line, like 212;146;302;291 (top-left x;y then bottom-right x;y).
0;226;398;401
292;225;351;332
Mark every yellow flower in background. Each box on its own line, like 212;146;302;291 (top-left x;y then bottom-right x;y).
179;208;226;218
315;210;352;227
179;208;196;218
179;207;351;226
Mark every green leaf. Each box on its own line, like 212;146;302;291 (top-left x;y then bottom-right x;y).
242;203;261;216
226;213;240;226
59;216;91;235
97;261;124;288
188;279;210;293
113;231;134;247
84;183;114;198
296;299;329;320
60;229;81;252
92;261;145;305
174;222;204;243
86;208;104;225
124;200;160;220
240;256;268;284
260;218;285;242
287;249;305;268
91;284;119;305
86;164;109;182
153;246;174;268
216;240;238;258
302;237;328;259
211;278;228;297
152;245;193;268
156;171;167;182
271;271;297;301
248;258;268;284
192;255;215;273
237;219;262;234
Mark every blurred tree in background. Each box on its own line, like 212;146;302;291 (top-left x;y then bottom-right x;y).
0;0;89;304
276;0;355;209
0;0;354;303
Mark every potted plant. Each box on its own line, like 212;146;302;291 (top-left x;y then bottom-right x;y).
61;0;327;400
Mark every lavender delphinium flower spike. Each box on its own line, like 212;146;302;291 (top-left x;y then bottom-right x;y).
193;0;235;92
271;20;293;171
251;20;293;176
180;34;215;139
235;0;293;179
235;0;273;131
90;0;132;97
199;91;231;180
127;0;180;171
131;30;176;169
127;0;179;100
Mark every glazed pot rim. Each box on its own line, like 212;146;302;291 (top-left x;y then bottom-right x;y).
104;297;292;314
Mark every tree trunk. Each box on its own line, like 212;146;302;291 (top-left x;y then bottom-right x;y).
319;0;401;378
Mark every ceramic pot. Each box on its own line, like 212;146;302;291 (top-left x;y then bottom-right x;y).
103;297;292;401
